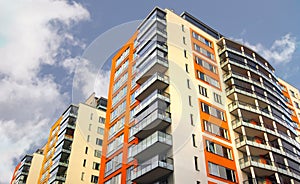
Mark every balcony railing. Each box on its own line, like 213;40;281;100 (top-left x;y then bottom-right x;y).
134;90;170;116
131;155;173;183
235;135;270;152
135;72;169;101
131;108;171;139
239;156;276;171
136;55;168;85
131;131;172;162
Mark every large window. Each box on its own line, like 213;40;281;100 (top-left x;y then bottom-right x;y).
109;117;125;139
111;101;126;122
203;120;228;139
197;71;220;88
195;56;216;73
201;103;226;121
206;140;232;159
194;43;214;60
192;31;212;48
107;134;124;154
208;162;236;182
105;153;123;176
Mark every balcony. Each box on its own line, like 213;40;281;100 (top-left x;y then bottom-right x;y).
135;72;169;101
61;105;78;123
136;54;168;85
232;118;265;134
138;14;166;41
137;23;167;54
239;156;277;176
235;135;270;155
131;131;172;162
132;108;171;139
131;155;173;183
228;101;260;116
134;90;170;116
243;177;277;184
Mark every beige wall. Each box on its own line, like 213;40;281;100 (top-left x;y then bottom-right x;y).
26;153;44;184
65;103;105;183
165;9;238;184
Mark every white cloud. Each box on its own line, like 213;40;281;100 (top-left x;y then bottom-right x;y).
0;0;90;183
61;57;110;102
233;34;296;65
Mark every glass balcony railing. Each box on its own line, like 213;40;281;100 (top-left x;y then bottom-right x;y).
131;155;173;183
135;72;169;101
131;108;171;139
131;131;172;162
134;90;170;116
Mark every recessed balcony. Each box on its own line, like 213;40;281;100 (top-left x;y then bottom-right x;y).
135;72;169;101
131;155;173;184
131;131;172;162
235;135;270;155
239;156;277;176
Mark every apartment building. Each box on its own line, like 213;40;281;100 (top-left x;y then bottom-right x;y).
10;149;44;184
99;7;300;184
279;79;300;142
38;93;107;184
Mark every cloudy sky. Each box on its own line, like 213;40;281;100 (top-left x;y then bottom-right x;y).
0;0;299;183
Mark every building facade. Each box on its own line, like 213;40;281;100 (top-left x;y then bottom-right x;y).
37;94;107;184
10;149;44;184
99;7;300;184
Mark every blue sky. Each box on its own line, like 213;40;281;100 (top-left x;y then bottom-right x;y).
0;0;299;183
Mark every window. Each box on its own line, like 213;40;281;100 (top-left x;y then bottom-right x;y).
184;50;187;58
190;114;194;126
97;127;104;135
294;101;299;109
187;79;191;89
83;159;86;167
197;70;220;88
183;37;186;44
213;93;222;104
192;134;197;147
87;135;90;142
92;162;100;170
91;175;99;183
194;156;199;171
99;117;105;124
130;93;136;104
181;24;185;32
188;95;192;106
185;64;189;73
88;124;92;131
192;31;212;48
94;150;102;158
203;120;229;139
290;90;295;97
194;43;214;60
90;113;93;120
199;85;208;97
208;162;236;182
81;172;85;181
206;140;232;159
85;147;88;154
195;56;217;73
201;103;226;121
96;138;103;146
